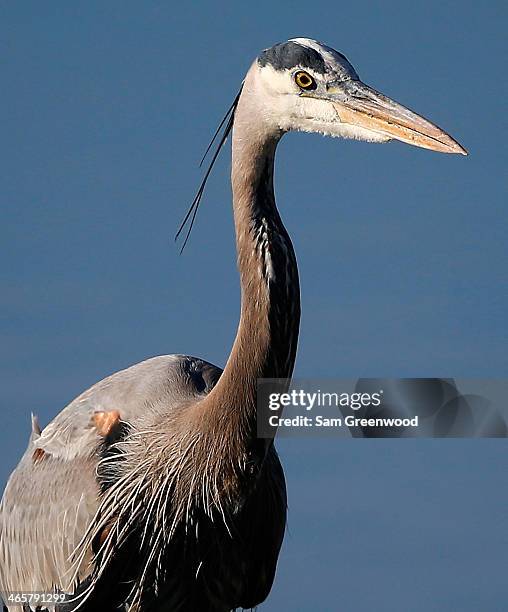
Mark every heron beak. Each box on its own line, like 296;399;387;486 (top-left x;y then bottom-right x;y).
325;80;467;155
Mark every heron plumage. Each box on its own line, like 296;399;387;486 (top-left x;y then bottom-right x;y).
1;37;465;612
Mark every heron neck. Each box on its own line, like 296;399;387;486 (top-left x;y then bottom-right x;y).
203;113;300;443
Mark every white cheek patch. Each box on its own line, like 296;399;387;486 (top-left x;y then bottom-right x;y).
257;64;295;95
252;59;390;144
279;96;391;144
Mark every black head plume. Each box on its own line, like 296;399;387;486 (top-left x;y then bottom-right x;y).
175;85;243;253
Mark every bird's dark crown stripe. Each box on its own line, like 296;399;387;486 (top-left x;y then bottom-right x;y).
258;41;326;74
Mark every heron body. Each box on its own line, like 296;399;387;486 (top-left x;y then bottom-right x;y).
0;38;465;611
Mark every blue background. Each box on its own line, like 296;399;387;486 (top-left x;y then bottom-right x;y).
1;2;507;610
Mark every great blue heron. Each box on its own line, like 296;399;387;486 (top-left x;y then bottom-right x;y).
0;38;465;612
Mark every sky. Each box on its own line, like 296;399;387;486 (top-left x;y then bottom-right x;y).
1;1;507;610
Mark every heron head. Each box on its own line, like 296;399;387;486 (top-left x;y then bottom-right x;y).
247;38;466;154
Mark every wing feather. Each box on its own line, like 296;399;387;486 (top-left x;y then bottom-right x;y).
0;355;221;610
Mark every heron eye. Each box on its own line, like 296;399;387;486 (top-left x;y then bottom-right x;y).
294;71;316;90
